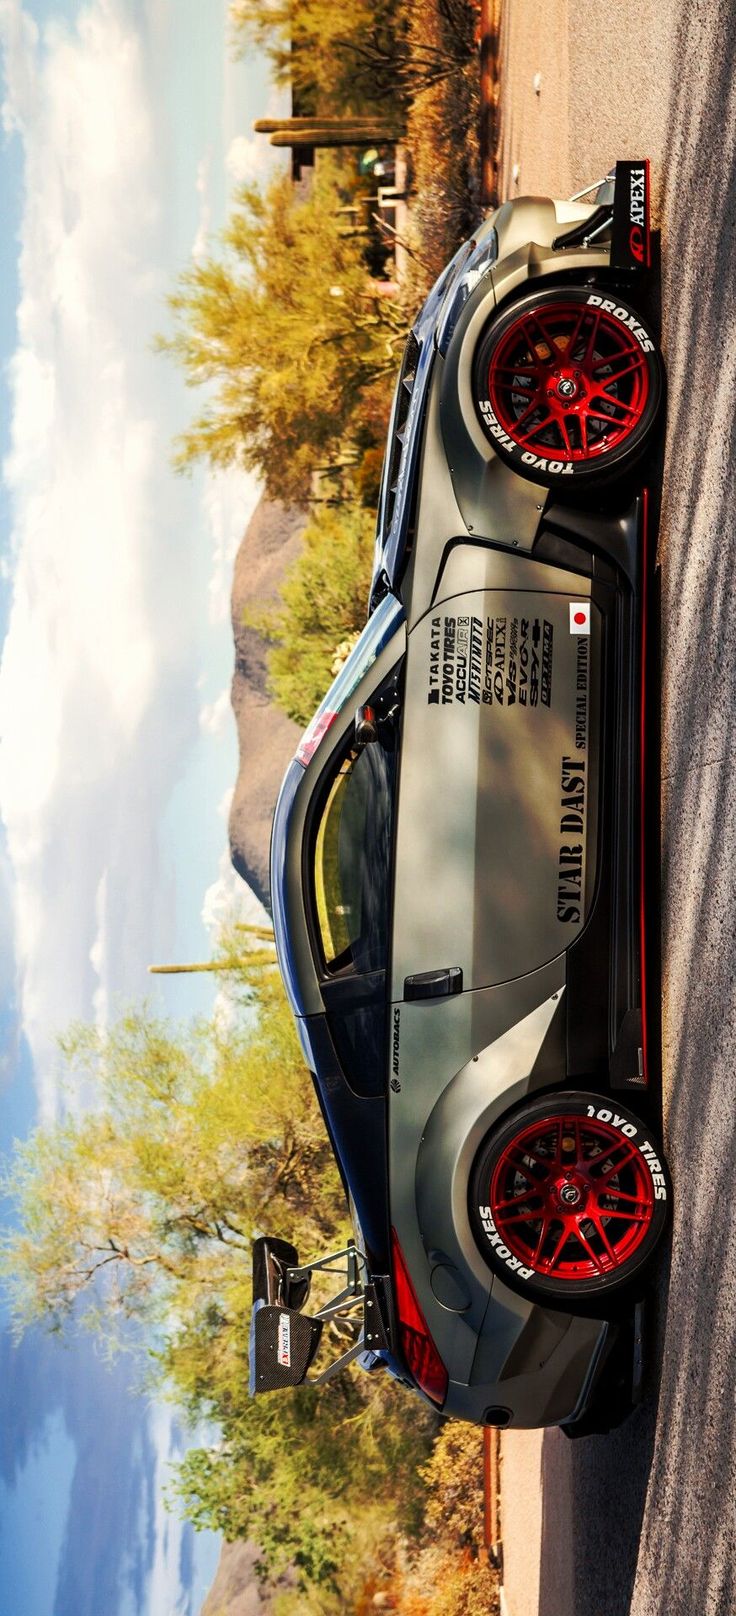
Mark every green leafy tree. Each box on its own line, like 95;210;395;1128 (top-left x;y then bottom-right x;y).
229;0;475;111
0;951;434;1601
251;500;375;726
157;169;404;504
0;959;344;1338
229;0;409;110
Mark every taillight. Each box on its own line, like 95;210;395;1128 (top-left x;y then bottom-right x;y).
391;1228;448;1406
296;709;338;767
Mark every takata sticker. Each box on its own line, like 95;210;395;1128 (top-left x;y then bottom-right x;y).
277;1312;291;1367
569;603;590;635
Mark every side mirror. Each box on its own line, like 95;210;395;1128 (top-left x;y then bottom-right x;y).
355;704;378;747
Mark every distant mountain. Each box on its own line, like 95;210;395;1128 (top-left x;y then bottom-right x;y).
228;496;307;910
200;1542;268;1616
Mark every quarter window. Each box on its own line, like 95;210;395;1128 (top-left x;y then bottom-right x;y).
311;677;399;979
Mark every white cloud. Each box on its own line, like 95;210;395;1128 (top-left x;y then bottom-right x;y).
225;131;270;186
199;685;231;738
202;839;270;941
191;150;212;263
0;2;215;1116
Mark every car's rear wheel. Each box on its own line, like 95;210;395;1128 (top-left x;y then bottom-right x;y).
472;285;663;487
469;1091;670;1305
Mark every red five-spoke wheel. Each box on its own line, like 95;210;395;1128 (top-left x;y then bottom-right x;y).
470;1092;670;1304
473;285;663;487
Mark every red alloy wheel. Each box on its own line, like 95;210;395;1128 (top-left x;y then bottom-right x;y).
488;1113;655;1282
485;301;651;464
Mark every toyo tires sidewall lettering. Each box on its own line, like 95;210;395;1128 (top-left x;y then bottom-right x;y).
469;1091;671;1305
584;1102;668;1202
472;285;663;488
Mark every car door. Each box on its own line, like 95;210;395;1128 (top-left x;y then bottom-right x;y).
390;555;599;1001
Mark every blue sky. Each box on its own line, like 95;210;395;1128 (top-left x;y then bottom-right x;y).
0;1;284;1610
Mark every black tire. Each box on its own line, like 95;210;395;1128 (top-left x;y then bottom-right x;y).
469;1091;670;1306
472;284;663;488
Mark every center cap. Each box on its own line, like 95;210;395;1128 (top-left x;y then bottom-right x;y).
556;375;579;399
560;1182;582;1207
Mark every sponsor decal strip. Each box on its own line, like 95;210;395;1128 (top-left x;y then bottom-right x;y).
426;612;554;709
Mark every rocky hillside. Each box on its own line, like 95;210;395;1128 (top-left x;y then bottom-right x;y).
200;1542;268;1616
228;495;307;910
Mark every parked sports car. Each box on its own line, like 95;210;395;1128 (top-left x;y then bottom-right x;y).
251;161;671;1432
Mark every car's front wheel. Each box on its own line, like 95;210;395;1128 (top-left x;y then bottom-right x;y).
472;285;663;487
469;1091;670;1306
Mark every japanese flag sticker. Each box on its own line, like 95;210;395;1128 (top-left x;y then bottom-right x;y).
569;602;591;635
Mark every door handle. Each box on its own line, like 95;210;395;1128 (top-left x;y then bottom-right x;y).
404;967;463;1002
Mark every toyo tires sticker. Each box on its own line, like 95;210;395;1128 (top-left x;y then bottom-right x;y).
478;398;574;474
586;294;655;352
585;1104;668;1201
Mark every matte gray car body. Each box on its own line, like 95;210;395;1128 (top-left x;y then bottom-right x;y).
271;183;657;1427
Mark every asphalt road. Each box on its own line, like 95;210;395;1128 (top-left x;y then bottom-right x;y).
496;5;736;1614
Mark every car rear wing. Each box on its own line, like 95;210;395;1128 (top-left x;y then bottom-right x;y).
249;1237;388;1395
551;159;651;271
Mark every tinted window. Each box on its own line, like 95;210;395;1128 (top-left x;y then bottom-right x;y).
311;683;399;978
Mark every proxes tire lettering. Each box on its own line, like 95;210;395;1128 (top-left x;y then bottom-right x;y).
470;1091;671;1305
472;284;662;489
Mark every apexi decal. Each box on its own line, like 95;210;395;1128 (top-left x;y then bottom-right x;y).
485;615;506;704
479;399;574;474
557;755;586;924
611;158;650;271
478;1205;534;1279
586;1106;668;1201
277;1312;292;1368
391;1007;401;1077
427;613;553;709
586;294;654;352
628;164;647;262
